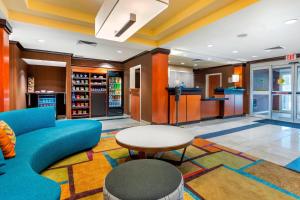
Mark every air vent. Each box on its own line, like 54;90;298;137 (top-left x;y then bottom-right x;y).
77;40;97;47
237;33;248;38
192;58;205;62
264;46;285;51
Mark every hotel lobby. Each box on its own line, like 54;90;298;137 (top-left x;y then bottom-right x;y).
0;0;300;199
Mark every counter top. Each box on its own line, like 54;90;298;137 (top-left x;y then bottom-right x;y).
214;88;245;94
26;92;66;94
167;87;202;95
201;97;228;101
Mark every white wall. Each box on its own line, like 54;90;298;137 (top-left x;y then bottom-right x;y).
168;65;194;88
130;65;141;89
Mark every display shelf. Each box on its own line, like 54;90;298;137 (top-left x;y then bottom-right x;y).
91;78;106;81
72;106;89;109
91;83;107;87
72;77;89;80
72;114;90;118
72;90;89;93
72;83;89;86
72;72;90;119
73;98;89;101
91;91;106;94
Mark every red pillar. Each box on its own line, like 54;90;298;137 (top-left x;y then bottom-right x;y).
0;19;12;112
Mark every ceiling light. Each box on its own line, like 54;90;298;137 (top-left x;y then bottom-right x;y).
38;39;45;43
100;64;113;68
95;0;169;42
265;49;272;52
181;62;185;65
117;50;122;54
284;18;298;25
194;64;197;66
170;49;183;56
232;50;239;54
207;44;213;48
252;55;258;58
207;57;212;61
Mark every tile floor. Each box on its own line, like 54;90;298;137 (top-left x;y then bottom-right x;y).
99;116;300;166
183;117;300;166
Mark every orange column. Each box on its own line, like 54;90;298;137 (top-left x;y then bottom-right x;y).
0;20;12;112
151;49;170;124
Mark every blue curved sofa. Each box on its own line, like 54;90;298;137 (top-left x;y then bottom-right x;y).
0;107;101;200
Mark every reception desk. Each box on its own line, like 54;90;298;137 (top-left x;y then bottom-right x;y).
214;88;245;118
200;98;227;119
167;88;245;124
168;88;201;124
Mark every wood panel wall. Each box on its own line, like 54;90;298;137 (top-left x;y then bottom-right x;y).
123;53;152;122
9;42;28;110
27;65;66;92
194;65;235;96
130;88;140;121
244;63;250;114
22;49;72;117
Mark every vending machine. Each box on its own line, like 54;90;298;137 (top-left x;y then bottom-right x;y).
108;71;124;116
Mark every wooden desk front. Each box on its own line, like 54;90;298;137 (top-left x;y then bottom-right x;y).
169;95;201;124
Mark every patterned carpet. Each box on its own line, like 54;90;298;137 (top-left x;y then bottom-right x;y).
42;131;300;200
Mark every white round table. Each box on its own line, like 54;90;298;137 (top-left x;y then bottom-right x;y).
115;125;194;165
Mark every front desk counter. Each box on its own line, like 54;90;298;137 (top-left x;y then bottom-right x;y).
168;88;201;124
167;88;245;124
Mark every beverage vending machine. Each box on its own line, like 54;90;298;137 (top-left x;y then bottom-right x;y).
108;71;124;116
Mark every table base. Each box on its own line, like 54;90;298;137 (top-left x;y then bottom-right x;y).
128;147;187;166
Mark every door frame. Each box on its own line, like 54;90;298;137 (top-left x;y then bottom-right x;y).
129;65;141;120
205;73;222;98
271;64;294;122
250;60;300;123
250;65;272;118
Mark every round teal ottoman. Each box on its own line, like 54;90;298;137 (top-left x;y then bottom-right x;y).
103;159;184;200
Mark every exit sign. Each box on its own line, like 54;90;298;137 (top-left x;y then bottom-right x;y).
286;53;297;61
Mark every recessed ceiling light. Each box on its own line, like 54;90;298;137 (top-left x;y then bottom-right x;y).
181;62;185;65
194;64;197;66
232;50;239;54
284;18;298;25
252;55;258;58
38;39;45;43
207;44;213;48
207;57;212;61
265;49;272;52
117;50;122;54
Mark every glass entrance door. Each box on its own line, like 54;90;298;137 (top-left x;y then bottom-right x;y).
271;66;293;121
295;65;300;122
251;67;271;118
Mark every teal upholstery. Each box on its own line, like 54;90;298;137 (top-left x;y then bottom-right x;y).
0;108;101;200
0;107;56;136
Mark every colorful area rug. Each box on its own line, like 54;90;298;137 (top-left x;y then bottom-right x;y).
42;131;300;200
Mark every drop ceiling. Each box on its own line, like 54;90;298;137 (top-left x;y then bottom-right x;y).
10;21;150;61
2;0;300;67
163;0;300;64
